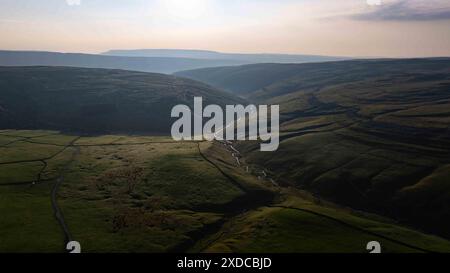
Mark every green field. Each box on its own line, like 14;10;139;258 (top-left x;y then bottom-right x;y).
1;130;450;253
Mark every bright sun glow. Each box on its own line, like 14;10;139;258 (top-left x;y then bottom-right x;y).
163;0;209;20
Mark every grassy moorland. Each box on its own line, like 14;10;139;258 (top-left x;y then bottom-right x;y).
1;61;450;252
1;130;450;253
178;58;450;239
0;131;247;252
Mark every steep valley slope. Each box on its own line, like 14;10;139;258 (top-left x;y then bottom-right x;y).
178;59;450;239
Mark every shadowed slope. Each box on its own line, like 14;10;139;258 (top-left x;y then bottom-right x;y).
0;66;243;134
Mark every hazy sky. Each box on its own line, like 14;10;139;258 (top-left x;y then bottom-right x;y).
1;0;450;57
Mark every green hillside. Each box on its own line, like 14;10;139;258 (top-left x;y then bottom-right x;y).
0;66;242;134
181;59;450;239
1;62;450;252
176;58;450;98
176;63;310;95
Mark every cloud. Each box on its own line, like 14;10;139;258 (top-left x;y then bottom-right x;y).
66;0;81;6
354;0;450;21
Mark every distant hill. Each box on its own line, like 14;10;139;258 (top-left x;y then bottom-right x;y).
176;63;313;95
0;51;250;74
176;58;450;97
0;50;348;75
0;66;243;134
182;58;450;239
103;49;347;63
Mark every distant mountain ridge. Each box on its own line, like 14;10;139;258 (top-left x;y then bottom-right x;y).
0;50;348;75
103;48;348;63
0;50;248;74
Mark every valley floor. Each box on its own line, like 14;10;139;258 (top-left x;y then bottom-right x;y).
1;130;449;253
